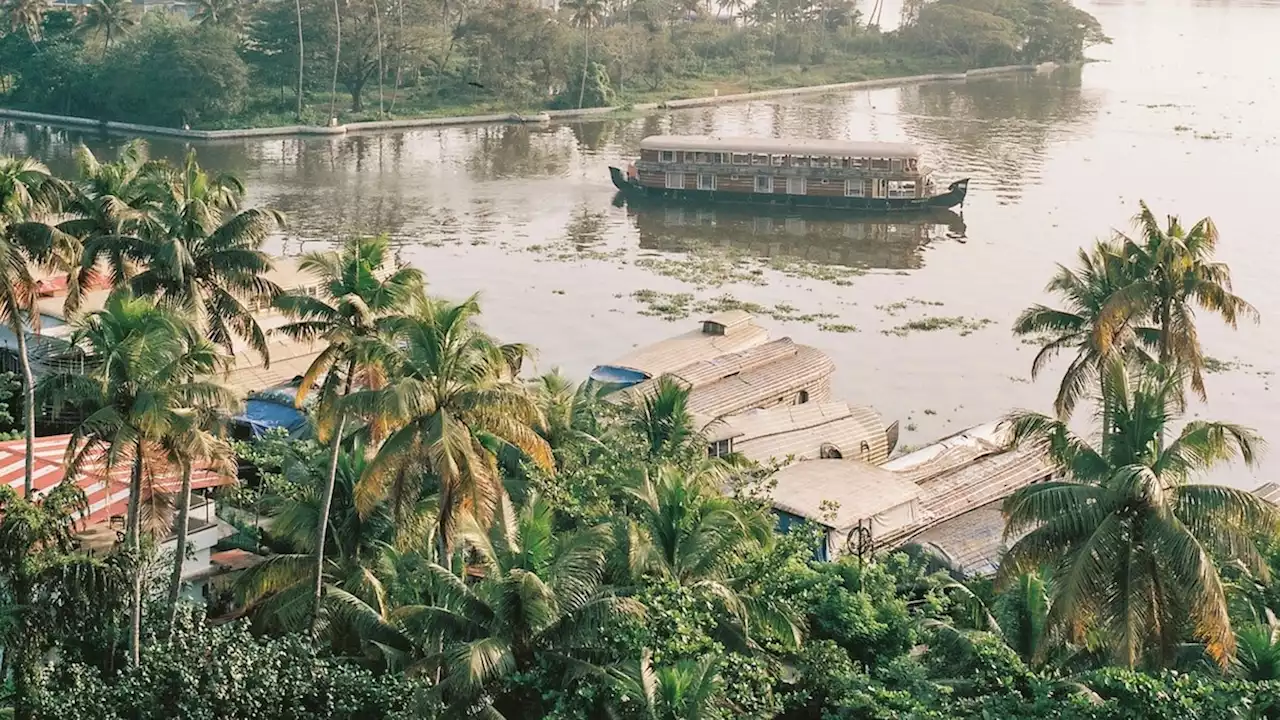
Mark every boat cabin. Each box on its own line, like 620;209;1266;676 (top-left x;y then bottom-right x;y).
634;135;935;200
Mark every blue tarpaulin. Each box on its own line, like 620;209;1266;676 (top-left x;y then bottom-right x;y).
234;398;309;439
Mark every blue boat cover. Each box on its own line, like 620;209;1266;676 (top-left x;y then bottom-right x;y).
234;399;309;439
588;365;649;388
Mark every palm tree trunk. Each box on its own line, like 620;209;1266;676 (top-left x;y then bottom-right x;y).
127;444;144;667
165;459;194;634
309;359;357;637
14;326;35;499
1159;299;1172;364
295;0;305;120
373;0;385;117
328;0;342;125
577;23;590;109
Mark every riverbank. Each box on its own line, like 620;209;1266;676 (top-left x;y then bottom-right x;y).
0;62;1059;142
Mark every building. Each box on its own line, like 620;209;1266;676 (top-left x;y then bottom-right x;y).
699;400;894;465
591;310;770;387
767;458;925;561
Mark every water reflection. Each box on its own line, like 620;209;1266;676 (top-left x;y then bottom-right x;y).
898;66;1101;203
620;197;967;271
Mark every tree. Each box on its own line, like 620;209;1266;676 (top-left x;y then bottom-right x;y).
162;419;237;634
193;0;248;29
97;22;251;127
0;482;123;720
38;290;235;667
3;0;45;43
127;150;284;361
78;0;137;50
999;358;1278;669
605;651;728;720
1013;240;1156;420
349;295;554;559
236;441;421;656
566;0;607;109
396;493;641;716
0;157;73;499
271;234;424;635
627;376;702;461
1100;201;1257;403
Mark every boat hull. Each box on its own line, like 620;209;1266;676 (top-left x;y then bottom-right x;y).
609;166;968;212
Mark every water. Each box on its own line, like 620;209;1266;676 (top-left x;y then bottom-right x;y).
4;0;1279;488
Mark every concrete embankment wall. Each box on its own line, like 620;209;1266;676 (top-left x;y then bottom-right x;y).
0;63;1057;141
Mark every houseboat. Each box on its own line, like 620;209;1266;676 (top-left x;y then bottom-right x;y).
610;135;969;212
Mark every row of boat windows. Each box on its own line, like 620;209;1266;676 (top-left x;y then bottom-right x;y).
664;172;918;198
654;150;919;173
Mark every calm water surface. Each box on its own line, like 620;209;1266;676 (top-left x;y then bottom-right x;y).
5;0;1279;487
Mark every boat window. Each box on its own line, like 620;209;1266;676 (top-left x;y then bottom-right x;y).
871;158;891;171
697;173;717;191
907;158;918;171
771;154;785;167
820;443;842;459
708;438;734;458
659;150;675;163
755;175;774;193
811;156;829;168
792;155;810;167
797;390;809;404
844;179;865;197
849;157;866;170
887;180;917;199
891;158;903;173
665;172;684;189
751;154;769;165
733;153;749;165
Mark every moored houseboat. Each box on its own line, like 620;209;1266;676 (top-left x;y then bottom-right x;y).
610;135;969;212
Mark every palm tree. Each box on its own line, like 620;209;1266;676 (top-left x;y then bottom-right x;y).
295;0;305;119
1100;201;1258;401
0;482;124;720
566;0;607;109
192;0;245;28
1013;240;1157;420
4;0;45;44
716;0;748;22
78;0;137;49
162;418;237;633
236;441;422;657
127;150;284;362
348;295;554;560
63;141;166;292
38;290;234;667
605;651;726;720
396;493;641;716
998;358;1278;669
272;234;423;635
530;369;605;466
627;376;701;460
0;157;73;499
1235;611;1280;681
620;465;800;650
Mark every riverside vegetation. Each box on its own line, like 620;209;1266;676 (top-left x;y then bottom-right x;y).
2;143;1280;719
0;0;1107;129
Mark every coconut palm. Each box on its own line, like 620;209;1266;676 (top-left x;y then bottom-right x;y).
1099;201;1258;401
4;0;45;43
566;0;607;108
348;295;554;559
162;418;237;634
78;0;137;49
126;150;284;362
0;482;124;720
627;376;702;460
1235;611;1280;681
396;493;641;716
235;442;422;657
0;157;74;499
530;369;606;465
604;651;726;720
272;234;424;635
1013;240;1157;420
37;290;234;667
998;358;1277;669
193;0;246;28
62;141;166;293
620;465;800;651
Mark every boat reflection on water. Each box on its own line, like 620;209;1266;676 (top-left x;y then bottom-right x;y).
615;193;967;271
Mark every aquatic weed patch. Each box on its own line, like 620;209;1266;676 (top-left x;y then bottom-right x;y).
882;316;995;337
876;298;945;316
628;290;842;327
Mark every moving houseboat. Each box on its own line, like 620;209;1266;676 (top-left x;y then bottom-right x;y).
610;135;969;212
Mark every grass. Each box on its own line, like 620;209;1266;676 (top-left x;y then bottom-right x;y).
882;316;995;337
876;298;946;316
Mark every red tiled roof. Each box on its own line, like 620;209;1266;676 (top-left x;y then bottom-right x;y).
0;434;235;524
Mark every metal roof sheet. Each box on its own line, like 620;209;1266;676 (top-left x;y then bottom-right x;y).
768;458;922;529
605;317;770;379
639;135;921;159
704;401;888;465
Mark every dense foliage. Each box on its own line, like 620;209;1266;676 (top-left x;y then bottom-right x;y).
2;143;1278;720
0;0;1107;128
